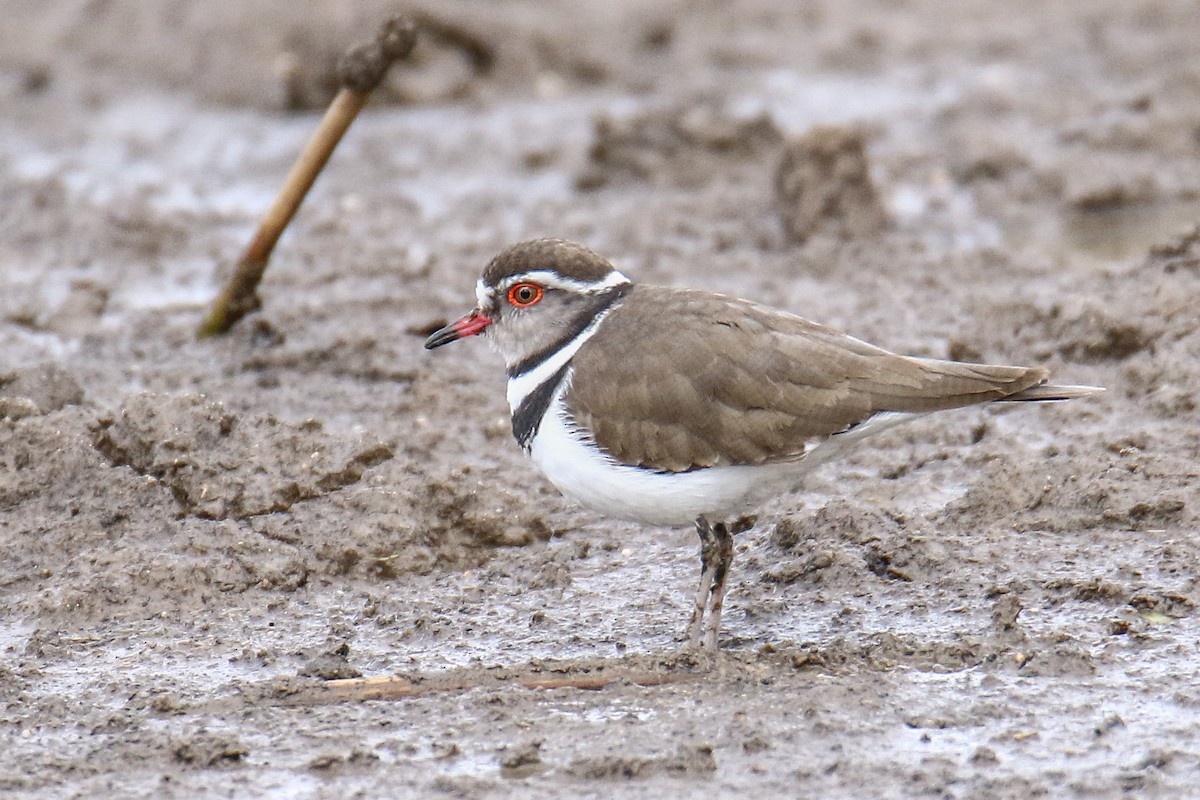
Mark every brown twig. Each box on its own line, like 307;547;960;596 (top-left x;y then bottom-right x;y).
316;669;700;703
197;15;419;338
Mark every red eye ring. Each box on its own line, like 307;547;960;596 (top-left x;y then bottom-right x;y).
507;282;543;308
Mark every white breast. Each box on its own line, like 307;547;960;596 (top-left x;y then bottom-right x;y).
525;381;800;527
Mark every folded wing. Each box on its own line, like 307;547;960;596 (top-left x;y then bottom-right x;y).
566;287;1078;472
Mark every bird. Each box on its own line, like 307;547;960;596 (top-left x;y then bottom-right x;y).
424;239;1103;651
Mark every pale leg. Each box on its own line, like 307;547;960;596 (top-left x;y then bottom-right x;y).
686;516;720;646
701;521;734;651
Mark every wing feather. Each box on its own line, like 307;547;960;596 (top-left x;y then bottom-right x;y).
566;287;1047;472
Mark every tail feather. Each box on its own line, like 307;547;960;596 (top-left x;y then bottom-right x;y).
1002;383;1105;402
904;357;1103;404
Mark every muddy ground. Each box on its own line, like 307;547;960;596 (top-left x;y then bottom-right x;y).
2;1;1199;797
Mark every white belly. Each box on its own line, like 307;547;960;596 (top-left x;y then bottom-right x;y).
527;391;799;527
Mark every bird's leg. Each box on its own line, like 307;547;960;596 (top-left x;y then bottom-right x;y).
686;516;719;647
701;521;735;651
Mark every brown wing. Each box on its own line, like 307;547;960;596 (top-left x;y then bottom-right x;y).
566;286;1047;472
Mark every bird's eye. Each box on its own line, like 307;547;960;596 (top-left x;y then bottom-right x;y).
507;283;543;308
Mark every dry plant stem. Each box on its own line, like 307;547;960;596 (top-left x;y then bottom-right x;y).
314;670;700;703
196;90;368;338
197;16;418;338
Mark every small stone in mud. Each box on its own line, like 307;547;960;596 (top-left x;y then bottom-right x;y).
1124;498;1187;526
307;748;379;771
149;693;188;715
432;741;461;759
528;561;571;589
742;735;772;754
792;650;824;669
1149;224;1200;273
1129;591;1194;618
307;752;343;771
171;731;248;766
991;592;1023;631
1094;714;1126;737
774;126;888;243
567;744;716;779
970;746;999;765
763;551;835;584
863;549;912;582
299;644;362;680
499;739;544;777
1018;645;1096;678
1108;619;1133;636
768;517;805;550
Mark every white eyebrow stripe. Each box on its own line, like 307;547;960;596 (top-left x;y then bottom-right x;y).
475;278;491;307
498;270;631;294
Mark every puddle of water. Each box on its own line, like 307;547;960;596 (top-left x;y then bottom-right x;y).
4;100;290;215
731;67;960;134
116;262;218;310
895;662;1200;777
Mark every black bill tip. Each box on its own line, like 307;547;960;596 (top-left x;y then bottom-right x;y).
424;309;493;349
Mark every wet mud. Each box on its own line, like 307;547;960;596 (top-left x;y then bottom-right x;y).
2;1;1199;797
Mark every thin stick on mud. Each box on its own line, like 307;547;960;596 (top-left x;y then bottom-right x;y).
314;670;701;703
197;15;419;338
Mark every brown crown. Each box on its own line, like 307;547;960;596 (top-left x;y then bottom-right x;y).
482;239;618;287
